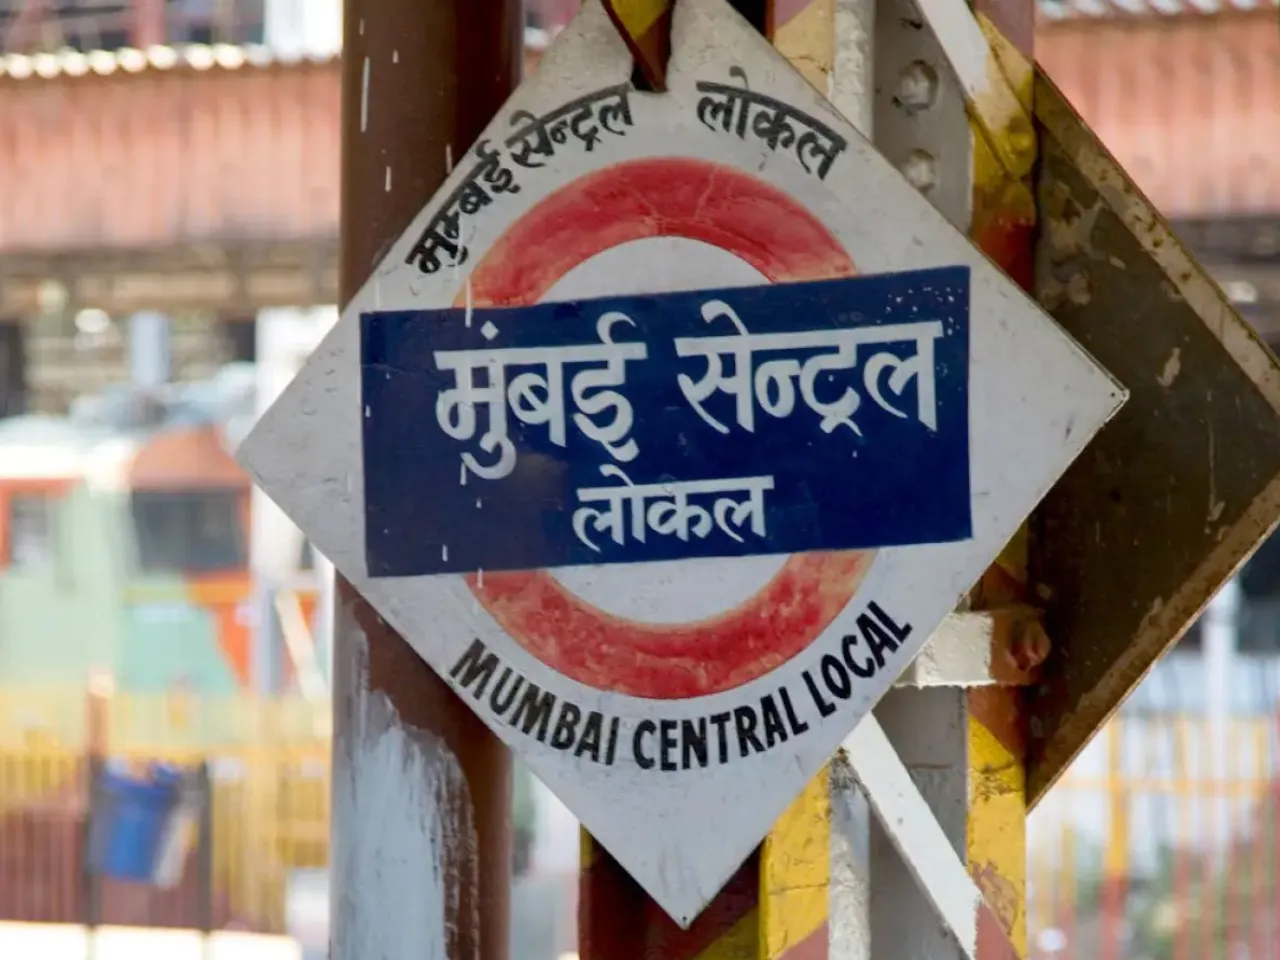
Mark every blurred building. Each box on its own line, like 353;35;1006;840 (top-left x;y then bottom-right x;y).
0;0;1274;721
0;0;1271;399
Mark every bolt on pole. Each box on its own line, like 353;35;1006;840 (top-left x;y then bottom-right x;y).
332;3;522;959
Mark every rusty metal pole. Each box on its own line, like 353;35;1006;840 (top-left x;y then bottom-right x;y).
332;3;522;959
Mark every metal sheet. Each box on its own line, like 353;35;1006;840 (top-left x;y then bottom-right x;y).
239;0;1123;924
1026;67;1280;805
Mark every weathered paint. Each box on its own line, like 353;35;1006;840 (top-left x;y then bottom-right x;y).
601;0;675;89
1026;67;1280;805
771;0;835;93
847;716;1023;960
895;609;1048;689
330;1;521;958
578;831;760;959
870;1;1034;952
911;0;1034;189
965;2;1034;956
578;771;830;960
828;752;870;960
966;688;1026;959
331;609;468;960
760;768;830;960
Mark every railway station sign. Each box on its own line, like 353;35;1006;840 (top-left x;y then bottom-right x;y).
238;0;1126;926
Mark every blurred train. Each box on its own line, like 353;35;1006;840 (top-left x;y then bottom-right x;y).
0;363;320;697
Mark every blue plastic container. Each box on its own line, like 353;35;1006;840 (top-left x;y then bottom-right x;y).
88;764;184;882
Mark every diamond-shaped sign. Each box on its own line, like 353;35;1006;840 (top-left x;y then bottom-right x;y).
237;0;1125;927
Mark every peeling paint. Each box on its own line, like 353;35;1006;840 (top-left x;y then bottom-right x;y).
360;57;370;133
1157;347;1181;387
332;614;477;960
1035;73;1280;420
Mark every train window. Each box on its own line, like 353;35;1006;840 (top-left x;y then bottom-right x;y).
8;495;54;570
132;489;246;573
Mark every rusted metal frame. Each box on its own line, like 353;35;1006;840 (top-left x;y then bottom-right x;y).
331;2;522;959
1026;65;1280;807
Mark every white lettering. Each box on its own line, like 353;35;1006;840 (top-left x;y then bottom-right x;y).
434;312;647;481
572;467;774;553
675;301;942;439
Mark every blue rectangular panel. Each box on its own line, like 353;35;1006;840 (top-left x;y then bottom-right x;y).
361;267;971;577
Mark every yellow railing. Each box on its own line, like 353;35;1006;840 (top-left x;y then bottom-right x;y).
0;687;331;933
4;687;1279;952
1028;714;1280;959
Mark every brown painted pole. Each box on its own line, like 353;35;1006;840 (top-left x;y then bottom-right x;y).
332;3;522;959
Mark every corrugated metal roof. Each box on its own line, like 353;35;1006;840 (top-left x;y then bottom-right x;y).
1038;10;1280;219
1039;0;1278;19
0;42;332;80
0;27;552;81
2;0;1266;82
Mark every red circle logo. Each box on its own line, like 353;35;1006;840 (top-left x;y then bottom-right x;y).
455;157;872;699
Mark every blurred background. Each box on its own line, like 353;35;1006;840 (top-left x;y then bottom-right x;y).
0;1;1276;958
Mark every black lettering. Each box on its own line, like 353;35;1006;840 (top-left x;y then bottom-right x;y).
734;705;766;758
681;718;709;770
779;687;810;735
550;701;582;750
868;601;913;642
760;694;788;749
659;719;679;771
449;638;498;698
840;633;876;679
605;717;621;765
576;711;604;762
803;670;836;717
488;668;524;715
821;654;852;699
710;712;732;764
510;684;557;741
634;720;657;770
857;611;902;669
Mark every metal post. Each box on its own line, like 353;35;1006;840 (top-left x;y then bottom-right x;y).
0;320;26;418
961;0;1037;952
332;2;522;959
865;0;1038;952
195;762;214;960
82;673;111;960
1099;717;1128;960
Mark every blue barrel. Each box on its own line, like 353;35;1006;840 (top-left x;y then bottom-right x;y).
88;764;184;882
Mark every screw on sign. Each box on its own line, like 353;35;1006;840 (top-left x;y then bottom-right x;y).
238;0;1125;926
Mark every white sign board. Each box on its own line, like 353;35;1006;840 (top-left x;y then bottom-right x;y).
238;0;1125;926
